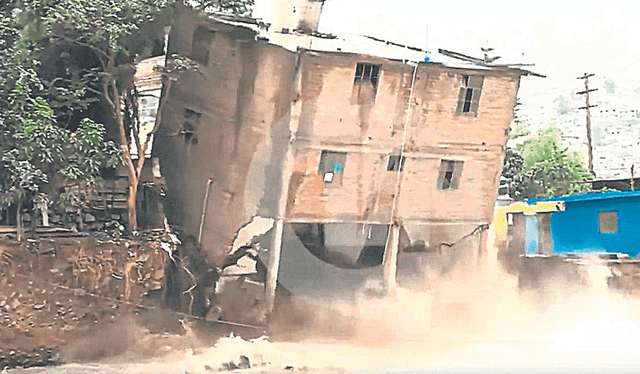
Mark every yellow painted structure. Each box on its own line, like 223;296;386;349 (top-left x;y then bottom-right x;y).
493;201;565;248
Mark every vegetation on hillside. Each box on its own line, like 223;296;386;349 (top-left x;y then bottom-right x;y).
501;125;593;200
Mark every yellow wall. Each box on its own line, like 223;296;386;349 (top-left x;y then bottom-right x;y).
493;201;564;247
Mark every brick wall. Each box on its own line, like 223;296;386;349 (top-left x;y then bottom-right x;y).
286;53;520;231
157;4;523;262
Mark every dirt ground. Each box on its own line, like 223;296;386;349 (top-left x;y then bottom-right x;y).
0;229;174;369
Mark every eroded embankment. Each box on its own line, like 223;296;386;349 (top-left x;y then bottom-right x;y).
0;230;173;368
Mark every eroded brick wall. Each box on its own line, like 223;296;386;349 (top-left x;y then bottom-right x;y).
154;4;297;265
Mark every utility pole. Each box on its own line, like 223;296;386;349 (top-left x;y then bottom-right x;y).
577;73;597;175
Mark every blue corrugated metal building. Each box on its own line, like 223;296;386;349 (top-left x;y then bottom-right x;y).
527;190;640;257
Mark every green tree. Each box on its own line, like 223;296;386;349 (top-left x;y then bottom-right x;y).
7;0;253;232
13;0;174;231
501;126;592;200
509;122;531;139
0;13;119;239
191;0;255;15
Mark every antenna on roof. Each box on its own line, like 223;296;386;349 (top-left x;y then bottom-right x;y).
425;23;429;52
425;23;430;62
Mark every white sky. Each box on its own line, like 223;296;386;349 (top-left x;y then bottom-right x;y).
254;0;640;103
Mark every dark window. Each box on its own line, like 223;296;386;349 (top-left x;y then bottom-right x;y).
191;26;216;65
456;75;484;116
437;160;464;190
599;211;618;233
181;108;201;145
354;63;381;87
387;154;404;171
319;151;347;185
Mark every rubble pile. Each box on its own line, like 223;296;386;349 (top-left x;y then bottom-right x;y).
0;347;56;369
604;259;640;293
0;229;175;369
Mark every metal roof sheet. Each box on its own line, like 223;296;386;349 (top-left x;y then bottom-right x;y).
203;12;543;76
528;189;640;204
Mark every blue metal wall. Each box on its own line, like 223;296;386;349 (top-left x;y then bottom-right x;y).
549;196;640;257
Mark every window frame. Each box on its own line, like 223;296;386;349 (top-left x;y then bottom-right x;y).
318;151;347;186
455;75;484;116
354;63;381;87
387;154;405;172
436;159;464;190
598;210;618;233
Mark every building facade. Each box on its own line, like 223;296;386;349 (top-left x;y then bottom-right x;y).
517;191;640;257
153;1;536;302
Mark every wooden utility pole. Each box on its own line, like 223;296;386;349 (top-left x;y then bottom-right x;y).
577;73;597;174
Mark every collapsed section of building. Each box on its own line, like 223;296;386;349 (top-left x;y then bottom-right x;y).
153;0;541;308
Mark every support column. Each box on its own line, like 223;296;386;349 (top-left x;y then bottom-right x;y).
263;49;302;313
537;212;552;256
265;218;285;313
486;224;499;282
477;226;488;274
382;222;400;295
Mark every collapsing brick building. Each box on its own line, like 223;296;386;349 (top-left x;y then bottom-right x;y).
153;1;542;306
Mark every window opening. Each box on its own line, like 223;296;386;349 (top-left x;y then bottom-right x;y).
456;75;484;116
354;63;381;86
387;154;404;171
437;160;464;190
319;151;347;185
181;108;201;145
191;26;216;65
599;211;618;233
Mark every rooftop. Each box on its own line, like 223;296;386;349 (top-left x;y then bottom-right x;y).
528;189;640;205
197;8;544;77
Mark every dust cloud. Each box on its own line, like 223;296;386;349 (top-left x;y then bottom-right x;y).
345;263;640;372
15;259;640;373
243;259;640;373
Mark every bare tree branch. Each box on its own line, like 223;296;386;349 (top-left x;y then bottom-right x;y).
129;89;143;173
102;76;116;111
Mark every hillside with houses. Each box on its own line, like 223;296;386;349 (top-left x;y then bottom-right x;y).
517;77;640;180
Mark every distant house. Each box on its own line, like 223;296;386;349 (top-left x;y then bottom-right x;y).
153;0;541;303
133;55;164;159
591;176;640;191
509;190;640;258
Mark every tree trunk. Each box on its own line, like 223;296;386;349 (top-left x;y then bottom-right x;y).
16;202;23;242
104;51;173;233
127;178;138;231
104;50;140;232
115;92;138;232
